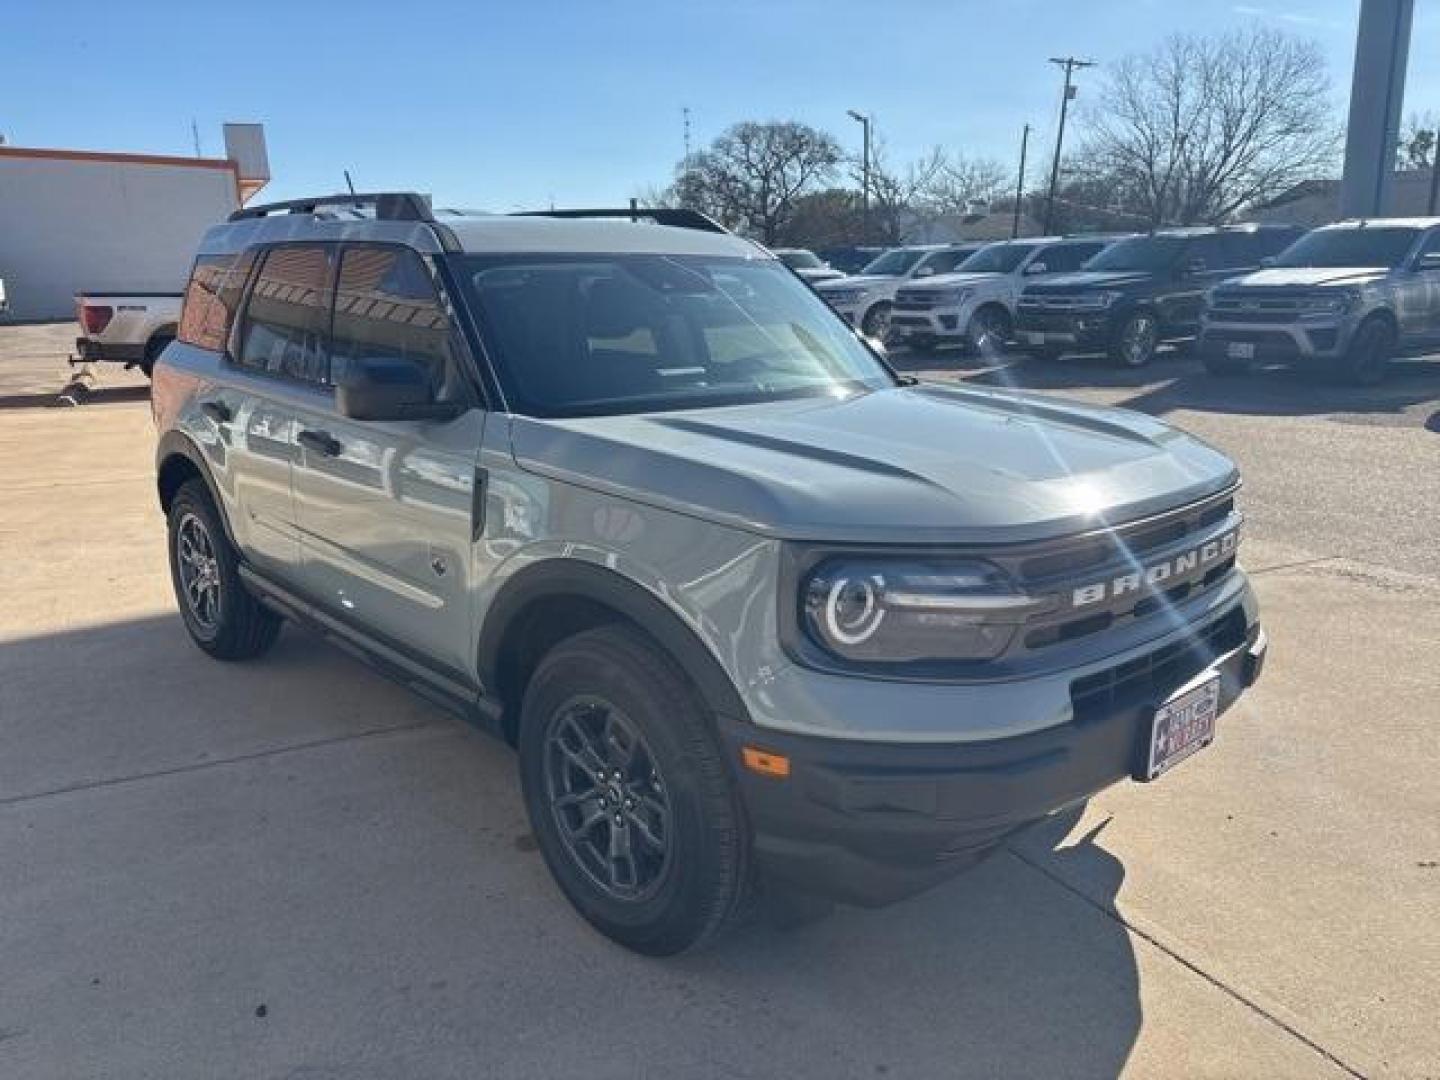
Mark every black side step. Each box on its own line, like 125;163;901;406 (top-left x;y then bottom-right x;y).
238;565;506;739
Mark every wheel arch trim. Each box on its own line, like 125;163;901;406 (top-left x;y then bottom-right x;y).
155;430;238;548
478;558;752;731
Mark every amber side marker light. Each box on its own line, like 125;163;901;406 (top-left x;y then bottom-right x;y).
741;747;791;778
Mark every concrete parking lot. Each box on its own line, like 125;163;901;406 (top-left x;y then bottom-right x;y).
2;324;1437;1079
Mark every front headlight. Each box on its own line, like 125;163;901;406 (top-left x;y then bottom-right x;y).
1300;289;1360;316
801;558;1036;663
1075;290;1122;309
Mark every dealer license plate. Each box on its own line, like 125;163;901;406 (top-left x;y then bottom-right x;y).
1227;341;1256;360
1144;673;1220;780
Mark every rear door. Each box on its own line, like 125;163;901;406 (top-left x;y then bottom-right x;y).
289;243;485;679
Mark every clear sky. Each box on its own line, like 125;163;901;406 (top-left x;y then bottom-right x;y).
1;0;1435;210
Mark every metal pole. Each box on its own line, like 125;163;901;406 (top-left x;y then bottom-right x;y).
1428;130;1440;215
1012;124;1031;239
849;110;871;244
1043;57;1094;235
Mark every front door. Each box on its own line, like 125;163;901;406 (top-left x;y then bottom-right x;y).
290;244;484;679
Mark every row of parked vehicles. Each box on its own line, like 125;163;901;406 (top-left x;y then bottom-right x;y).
791;216;1440;385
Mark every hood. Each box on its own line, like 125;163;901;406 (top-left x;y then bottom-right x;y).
816;274;896;291
508;383;1238;544
1219;266;1389;290
899;271;1002;291
1025;270;1156;293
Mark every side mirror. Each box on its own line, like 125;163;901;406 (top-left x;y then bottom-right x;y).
914;265;935;277
1259;255;1278;268
335;354;459;422
1024;261;1048;276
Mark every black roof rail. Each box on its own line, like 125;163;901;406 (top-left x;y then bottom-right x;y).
229;192;434;223
511;207;730;235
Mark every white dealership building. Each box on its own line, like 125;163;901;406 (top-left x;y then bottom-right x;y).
0;124;268;321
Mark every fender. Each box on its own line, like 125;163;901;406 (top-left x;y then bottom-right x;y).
478;559;751;729
154;429;239;548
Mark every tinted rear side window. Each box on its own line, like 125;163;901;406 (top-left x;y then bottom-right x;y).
329;246;462;396
237;245;333;383
178;251;256;351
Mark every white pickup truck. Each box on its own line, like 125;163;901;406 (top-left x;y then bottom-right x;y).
74;292;184;377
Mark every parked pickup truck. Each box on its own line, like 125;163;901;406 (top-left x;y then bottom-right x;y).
1199;217;1440;385
74;291;183;377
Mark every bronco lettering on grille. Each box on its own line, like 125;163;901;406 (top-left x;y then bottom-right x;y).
1071;529;1239;608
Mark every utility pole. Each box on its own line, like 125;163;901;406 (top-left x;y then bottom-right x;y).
1012;124;1031;239
190;118;202;157
1043;56;1095;235
848;110;872;244
682;106;693;167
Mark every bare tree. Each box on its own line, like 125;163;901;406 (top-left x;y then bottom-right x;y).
1078;27;1339;225
1398;112;1437;170
674;121;842;243
858;144;1008;242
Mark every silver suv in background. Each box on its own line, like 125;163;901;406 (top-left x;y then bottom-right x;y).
889;236;1119;352
813;243;985;339
772;247;844;283
1200;218;1440;384
153;193;1266;955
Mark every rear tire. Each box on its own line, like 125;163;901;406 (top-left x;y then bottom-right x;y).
141;334;173;380
1333;316;1393;386
166;479;281;660
518;624;751;955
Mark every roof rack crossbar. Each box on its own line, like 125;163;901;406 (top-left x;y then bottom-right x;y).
229;192;434;223
511;207;730;235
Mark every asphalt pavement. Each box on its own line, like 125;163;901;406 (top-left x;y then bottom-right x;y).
2;326;1437;1078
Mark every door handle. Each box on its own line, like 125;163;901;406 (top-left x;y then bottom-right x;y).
297;428;342;457
200;400;232;424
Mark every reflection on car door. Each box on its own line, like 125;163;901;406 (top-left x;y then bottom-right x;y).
224;244;338;581
289;244;484;679
1399;229;1440;346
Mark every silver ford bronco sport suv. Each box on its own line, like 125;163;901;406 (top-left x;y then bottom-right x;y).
153;193;1267;955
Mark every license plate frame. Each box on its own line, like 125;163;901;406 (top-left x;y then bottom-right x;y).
1227;341;1256;360
1143;672;1220;781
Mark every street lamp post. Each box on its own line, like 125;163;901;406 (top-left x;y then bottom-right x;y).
848;109;871;244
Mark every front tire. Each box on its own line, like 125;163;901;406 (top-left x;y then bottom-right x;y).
167;479;281;660
967;305;1012;356
518;625;751;955
1109;311;1159;367
1334;316;1393;386
860;301;892;341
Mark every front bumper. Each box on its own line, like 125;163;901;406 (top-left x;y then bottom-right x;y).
1198;318;1352;363
1014;308;1117;350
890;305;969;340
724;610;1266;907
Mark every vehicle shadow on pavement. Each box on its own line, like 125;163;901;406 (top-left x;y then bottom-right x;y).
1;613;1139;1079
893;345;1440;421
685;804;1140;1079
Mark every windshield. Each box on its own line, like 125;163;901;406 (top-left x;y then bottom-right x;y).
456;254;894;417
779;250;823;269
1083;235;1189;272
956;243;1035;274
1272;227;1419;269
860;248;925;276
